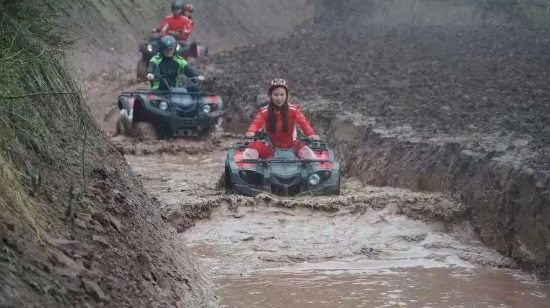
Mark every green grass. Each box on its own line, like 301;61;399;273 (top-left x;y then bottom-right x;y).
0;0;82;240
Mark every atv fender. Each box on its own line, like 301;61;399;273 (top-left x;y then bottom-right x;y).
118;96;136;112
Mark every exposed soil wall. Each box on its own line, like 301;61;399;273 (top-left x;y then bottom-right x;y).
321;121;550;280
0;1;217;307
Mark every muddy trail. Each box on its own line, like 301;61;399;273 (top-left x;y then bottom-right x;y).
119;136;550;307
79;0;550;305
85;18;550;308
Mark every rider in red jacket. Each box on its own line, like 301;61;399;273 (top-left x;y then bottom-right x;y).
245;78;320;159
156;1;192;42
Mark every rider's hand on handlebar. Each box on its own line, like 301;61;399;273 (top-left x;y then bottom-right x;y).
245;132;255;138
310;135;321;140
146;73;155;81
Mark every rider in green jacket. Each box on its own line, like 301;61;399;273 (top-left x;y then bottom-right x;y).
146;35;201;91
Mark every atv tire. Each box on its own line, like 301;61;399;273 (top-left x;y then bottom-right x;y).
223;167;233;191
136;58;147;81
115;111;131;136
334;176;342;195
134;122;158;141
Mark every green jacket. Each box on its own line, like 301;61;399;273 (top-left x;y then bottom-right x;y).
147;54;194;90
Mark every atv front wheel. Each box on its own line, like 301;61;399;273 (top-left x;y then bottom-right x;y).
223;167;233;191
136;58;147;81
114;111;132;136
134;122;158;141
334;176;342;195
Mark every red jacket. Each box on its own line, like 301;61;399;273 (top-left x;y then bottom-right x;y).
247;103;316;149
157;15;192;41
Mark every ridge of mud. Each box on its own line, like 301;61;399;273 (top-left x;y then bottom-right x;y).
327;120;550;280
180;189;516;278
162;183;469;233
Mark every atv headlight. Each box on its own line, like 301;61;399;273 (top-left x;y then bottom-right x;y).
308;173;321;186
147;44;153;52
203;104;211;113
320;170;331;180
239;170;263;186
176;43;181;51
159;101;168;110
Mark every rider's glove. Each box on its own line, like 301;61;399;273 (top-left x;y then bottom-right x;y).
146;73;154;81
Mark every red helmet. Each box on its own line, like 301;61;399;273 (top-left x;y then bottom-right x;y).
268;78;289;93
184;4;194;12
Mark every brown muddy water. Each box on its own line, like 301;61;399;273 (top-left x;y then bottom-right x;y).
125;137;550;308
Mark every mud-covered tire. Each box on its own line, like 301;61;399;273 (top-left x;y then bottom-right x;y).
223;167;233;191
137;58;147;81
334;176;341;195
134;122;158;141
114;111;131;136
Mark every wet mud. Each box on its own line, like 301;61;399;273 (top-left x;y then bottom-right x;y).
217;268;550;308
121;137;548;307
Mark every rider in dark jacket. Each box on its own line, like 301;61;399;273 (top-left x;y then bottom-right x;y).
146;35;200;91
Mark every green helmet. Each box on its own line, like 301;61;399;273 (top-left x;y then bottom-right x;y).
160;35;177;51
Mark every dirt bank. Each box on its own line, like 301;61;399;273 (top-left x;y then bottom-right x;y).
0;2;217;307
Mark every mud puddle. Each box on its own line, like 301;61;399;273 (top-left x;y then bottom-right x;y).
124;137;550;308
217;268;550;308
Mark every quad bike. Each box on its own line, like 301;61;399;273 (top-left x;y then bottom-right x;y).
137;32;208;80
223;132;341;197
115;76;225;140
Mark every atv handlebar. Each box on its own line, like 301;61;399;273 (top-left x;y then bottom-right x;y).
241;158;331;164
147;74;205;85
245;132;323;148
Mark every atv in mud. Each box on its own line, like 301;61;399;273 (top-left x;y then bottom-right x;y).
115;76;225;140
223;132;341;197
137;33;208;80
